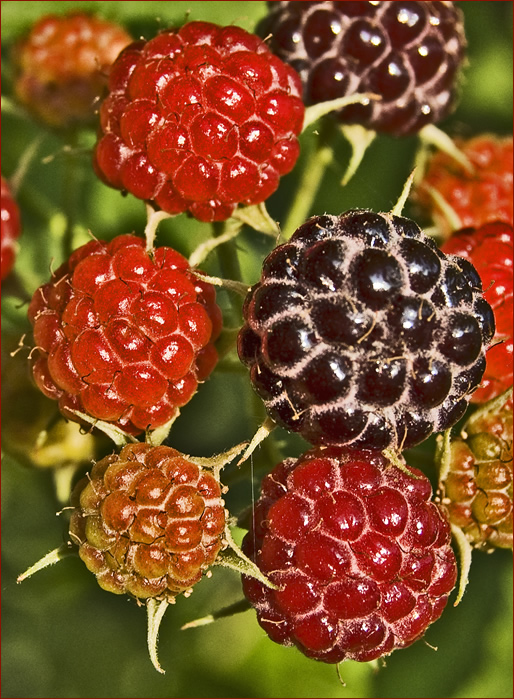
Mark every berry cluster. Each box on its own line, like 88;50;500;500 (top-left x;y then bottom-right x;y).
69;443;227;600
5;3;512;688
258;1;466;136
94;20;304;222
242;448;457;663
28;234;222;435
238;210;494;450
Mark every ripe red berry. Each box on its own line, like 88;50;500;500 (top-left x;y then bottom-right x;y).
69;443;227;599
27;234;222;435
441;221;513;403
438;389;513;551
238;210;495;450
1;176;21;280
414;134;513;236
258;1;466;136
12;12;132;128
242;447;457;663
93;21;304;222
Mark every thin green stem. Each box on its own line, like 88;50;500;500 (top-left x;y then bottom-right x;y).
213;220;244;326
281;119;336;239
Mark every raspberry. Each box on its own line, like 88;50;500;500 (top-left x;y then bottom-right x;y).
438;389;513;551
93;21;304;223
258;1;466;136
440;222;513;403
238;211;495;450
69;443;227;600
242;447;457;663
1;175;21;280
27;234;222;435
414;135;513;236
12;12;132;128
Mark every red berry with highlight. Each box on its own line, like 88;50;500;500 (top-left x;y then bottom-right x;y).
13;12;132;128
441;221;513;403
69;443;227;600
1;176;21;280
93;21;304;222
242;447;456;663
28;234;222;435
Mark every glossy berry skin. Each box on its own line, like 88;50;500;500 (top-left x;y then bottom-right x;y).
13;12;132;128
28;234;222;435
258;1;466;136
93;21;304;223
1;176;21;280
238;211;494;450
69;443;226;600
415;135;513;237
242;448;457;663
438;389;512;551
441;222;513;403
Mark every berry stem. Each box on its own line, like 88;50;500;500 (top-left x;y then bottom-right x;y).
282;119;336;240
144;205;175;251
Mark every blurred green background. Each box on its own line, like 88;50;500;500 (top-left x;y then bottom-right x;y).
1;2;513;697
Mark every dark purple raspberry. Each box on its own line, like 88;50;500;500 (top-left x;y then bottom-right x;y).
242;447;457;663
93;21;304;223
258;1;466;136
238;210;494;450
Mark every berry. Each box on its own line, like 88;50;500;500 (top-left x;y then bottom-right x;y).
414;134;513;236
13;12;132;128
27;234;222;435
242;447;457;663
437;389;513;551
93;21;304;223
69;443;227;600
441;222;513;403
258;1;466;136
1;175;21;280
238;210;494;450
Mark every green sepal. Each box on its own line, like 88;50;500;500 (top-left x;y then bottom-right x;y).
17;543;76;583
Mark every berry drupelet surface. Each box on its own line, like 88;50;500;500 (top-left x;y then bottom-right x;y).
238;210;495;450
28;234;222;435
242;447;457;663
258;1;466;136
94;20;304;222
69;443;227;601
441;221;513;403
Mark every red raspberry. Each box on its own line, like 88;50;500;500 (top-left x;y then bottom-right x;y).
414;135;513;237
69;443;227;600
441;222;513;403
13;12;132;128
242;448;457;663
258;1;466;136
1;176;21;280
93;21;304;223
27;234;222;435
238;211;495;450
438;389;513;551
